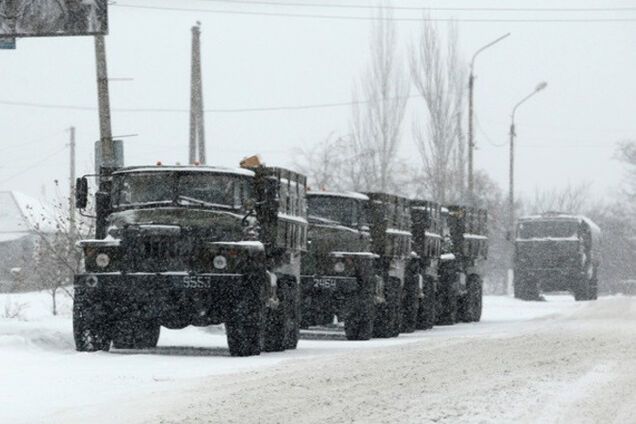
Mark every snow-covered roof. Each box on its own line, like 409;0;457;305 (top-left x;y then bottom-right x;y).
307;191;369;201
113;165;255;177
0;191;56;240
519;213;601;235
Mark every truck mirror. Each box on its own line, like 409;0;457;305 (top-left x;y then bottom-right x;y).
75;177;88;209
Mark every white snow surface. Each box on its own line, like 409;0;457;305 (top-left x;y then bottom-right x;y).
1;291;634;424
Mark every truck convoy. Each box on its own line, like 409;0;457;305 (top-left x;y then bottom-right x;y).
73;163;307;357
72;159;489;355
301;191;489;338
514;213;601;301
300;191;413;339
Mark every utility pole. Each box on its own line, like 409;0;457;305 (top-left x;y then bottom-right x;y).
467;33;510;205
189;22;206;164
94;35;114;171
69;126;76;234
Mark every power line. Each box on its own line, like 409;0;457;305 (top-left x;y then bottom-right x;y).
0;129;66;154
113;3;636;22
0;145;67;185
188;0;636;13
0;95;420;113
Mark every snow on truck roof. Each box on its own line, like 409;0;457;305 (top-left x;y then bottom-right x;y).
113;166;255;177
307;191;369;201
519;214;601;235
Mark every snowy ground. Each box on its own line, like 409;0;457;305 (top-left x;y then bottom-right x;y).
1;292;634;424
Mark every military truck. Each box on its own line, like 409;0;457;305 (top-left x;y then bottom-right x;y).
300;191;379;340
364;192;413;338
403;200;443;332
514;213;601;301
73;163;307;357
436;206;488;325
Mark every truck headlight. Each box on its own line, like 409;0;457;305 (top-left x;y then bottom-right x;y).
213;255;227;270
95;253;110;268
334;261;345;273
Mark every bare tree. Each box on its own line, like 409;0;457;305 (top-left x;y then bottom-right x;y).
615;140;636;202
526;182;591;215
25;182;94;315
350;6;409;193
293;133;349;192
410;20;466;204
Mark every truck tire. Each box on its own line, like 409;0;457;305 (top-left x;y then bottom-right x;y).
436;277;458;326
458;274;482;322
416;275;436;330
400;263;420;334
373;277;401;338
73;290;111;352
112;317;160;349
283;278;301;350
226;279;265;357
344;280;375;341
573;278;592;301
514;274;540;301
263;276;289;352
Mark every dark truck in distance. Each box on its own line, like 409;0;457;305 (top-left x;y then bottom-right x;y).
300;191;378;340
436;206;488;325
514;213;601;301
73;164;308;357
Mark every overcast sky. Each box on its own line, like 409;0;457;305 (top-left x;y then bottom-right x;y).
1;0;634;204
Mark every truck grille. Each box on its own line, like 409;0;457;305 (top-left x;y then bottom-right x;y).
134;237;192;272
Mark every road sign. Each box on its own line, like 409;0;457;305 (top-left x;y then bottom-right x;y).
0;1;108;37
0;38;16;49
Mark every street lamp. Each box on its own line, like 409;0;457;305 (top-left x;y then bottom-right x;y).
467;32;511;204
508;81;548;240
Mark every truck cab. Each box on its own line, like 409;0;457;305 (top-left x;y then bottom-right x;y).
514;213;600;301
73;164;307;357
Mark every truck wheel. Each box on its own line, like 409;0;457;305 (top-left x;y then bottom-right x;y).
263;277;288;352
514;274;540;301
459;274;482;322
283;279;301;350
73;290;111;352
436;278;458;326
344;280;375;341
400;265;420;334
573;279;592;301
416;275;436;330
112;314;160;349
373;277;401;338
226;278;266;357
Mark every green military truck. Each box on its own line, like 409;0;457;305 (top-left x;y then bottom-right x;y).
73;163;307;357
436;206;488;325
300;191;379;340
365;192;413;338
514;213;601;301
403;200;443;332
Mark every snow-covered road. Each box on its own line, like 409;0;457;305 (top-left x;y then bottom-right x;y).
1;293;634;423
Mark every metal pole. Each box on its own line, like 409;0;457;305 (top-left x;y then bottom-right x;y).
189;23;201;164
508;121;515;240
196;25;206;165
94;35;113;170
69;126;76;234
467;73;474;202
467;33;510;204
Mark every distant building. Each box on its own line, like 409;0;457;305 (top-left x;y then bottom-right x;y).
0;191;54;291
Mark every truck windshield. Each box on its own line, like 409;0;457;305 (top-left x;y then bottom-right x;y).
307;196;363;227
517;220;579;239
112;172;251;209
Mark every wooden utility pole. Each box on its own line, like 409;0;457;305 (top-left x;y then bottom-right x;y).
69;126;76;234
189;23;206;164
94;35;114;171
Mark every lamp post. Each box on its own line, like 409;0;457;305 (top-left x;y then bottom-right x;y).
508;81;548;239
467;32;510;204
